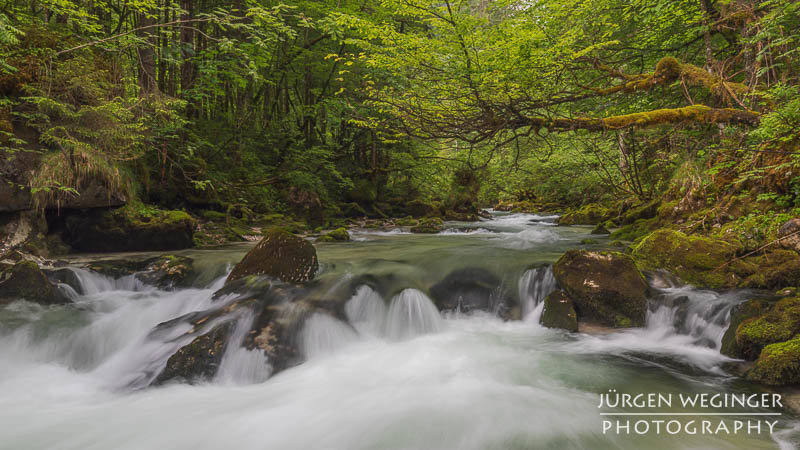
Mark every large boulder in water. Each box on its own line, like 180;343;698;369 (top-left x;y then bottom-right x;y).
155;322;232;384
540;290;578;332
227;229;318;284
631;229;740;289
728;297;800;361
0;260;70;305
553;250;649;327
429;268;517;319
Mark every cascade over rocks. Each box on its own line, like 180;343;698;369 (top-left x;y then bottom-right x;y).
553;250;649;327
226;229;319;284
0;260;70;305
429;268;518;319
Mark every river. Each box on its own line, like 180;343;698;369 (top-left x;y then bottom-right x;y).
0;212;798;449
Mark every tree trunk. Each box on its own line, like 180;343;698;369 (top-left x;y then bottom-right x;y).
136;7;158;95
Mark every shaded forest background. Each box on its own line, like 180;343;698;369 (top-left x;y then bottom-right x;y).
1;0;799;252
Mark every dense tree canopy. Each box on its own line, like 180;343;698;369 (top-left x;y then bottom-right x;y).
1;0;799;221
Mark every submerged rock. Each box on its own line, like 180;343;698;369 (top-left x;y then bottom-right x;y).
0;260;70;305
429;268;516;319
631;229;740;289
540;290;578;332
227;229;318;284
553;250;649;327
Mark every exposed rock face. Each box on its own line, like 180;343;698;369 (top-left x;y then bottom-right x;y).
0;183;31;212
747;336;800;386
0;260;70;305
54;181;127;210
64;208;196;252
429;268;517;319
553;250;649;327
778;218;800;253
540;290;578;332
631;229;740;289
227;229;318;284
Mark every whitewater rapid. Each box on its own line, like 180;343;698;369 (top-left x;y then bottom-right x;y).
0;213;798;449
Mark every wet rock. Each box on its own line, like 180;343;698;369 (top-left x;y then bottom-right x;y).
45;267;84;295
540;290;578;332
720;298;772;359
51;180;126;210
85;255;195;289
64;207;196;252
0;260;70;305
778;218;800;253
747;336;800;386
650;295;690;332
732;250;800;290
631;229;740;289
553;250;649;327
410;217;443;234
429;268;516;319
155;322;232;384
227;229;318;284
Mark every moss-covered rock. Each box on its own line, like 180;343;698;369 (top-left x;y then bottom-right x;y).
405;199;438;217
590;223;611;235
733;250;800;290
580;238;599;245
720;298;772;359
394;217;419;227
411;217;444;234
747;336;800;386
227;228;318;284
619;200;659;225
734;297;800;360
0;260;69;305
540;290;578;332
325;227;350;241
84;255;195;289
558;203;614;226
631;229;740;289
610;218;658;242
552;250;649;327
64;207;196;252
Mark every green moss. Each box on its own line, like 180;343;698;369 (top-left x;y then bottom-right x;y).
610;218;657;242
735;297;800;360
411;217;443;234
747;336;800;386
323;227;350;241
631;228;740;289
558;203;613;225
721;298;772;358
394;217;419;227
580;238;599;245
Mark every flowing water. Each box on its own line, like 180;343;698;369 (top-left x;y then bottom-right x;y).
1;212;798;449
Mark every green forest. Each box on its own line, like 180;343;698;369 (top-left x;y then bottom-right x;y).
1;0;799;251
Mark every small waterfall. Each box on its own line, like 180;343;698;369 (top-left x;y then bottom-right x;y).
215;311;272;385
68;268;149;295
518;266;557;322
300;313;359;359
345;285;387;336
646;287;747;349
385;289;443;340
